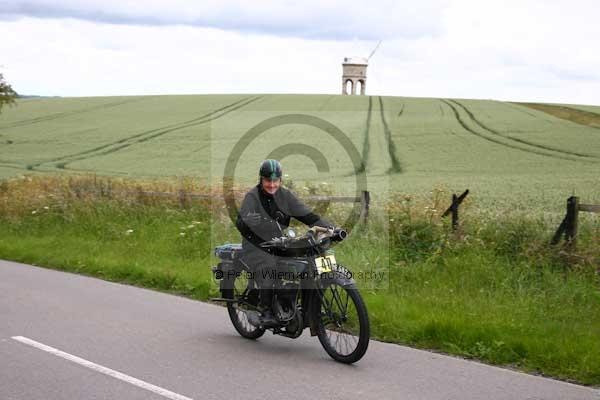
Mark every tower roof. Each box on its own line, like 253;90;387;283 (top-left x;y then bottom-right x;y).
342;57;368;65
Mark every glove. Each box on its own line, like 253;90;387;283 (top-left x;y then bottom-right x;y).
244;212;262;227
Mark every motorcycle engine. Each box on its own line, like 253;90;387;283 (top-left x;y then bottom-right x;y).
270;280;302;337
273;281;299;321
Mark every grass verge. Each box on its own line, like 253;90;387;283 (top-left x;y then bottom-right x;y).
1;175;599;385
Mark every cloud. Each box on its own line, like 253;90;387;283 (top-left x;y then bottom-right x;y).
0;0;447;40
0;17;362;96
1;1;600;105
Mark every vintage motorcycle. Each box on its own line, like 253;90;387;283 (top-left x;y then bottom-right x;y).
211;226;370;364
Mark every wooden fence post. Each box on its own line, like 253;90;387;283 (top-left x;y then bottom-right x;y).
565;196;579;249
178;189;187;209
451;194;458;230
442;189;469;231
359;190;370;224
551;196;594;248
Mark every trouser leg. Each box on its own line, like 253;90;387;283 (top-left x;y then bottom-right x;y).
256;262;276;310
243;249;277;310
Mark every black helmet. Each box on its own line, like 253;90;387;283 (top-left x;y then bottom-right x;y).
259;159;282;180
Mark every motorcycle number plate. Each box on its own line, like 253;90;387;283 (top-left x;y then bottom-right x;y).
315;255;336;274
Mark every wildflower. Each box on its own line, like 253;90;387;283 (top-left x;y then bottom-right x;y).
180;232;186;236
31;210;37;214
43;206;49;210
187;224;194;229
125;229;134;235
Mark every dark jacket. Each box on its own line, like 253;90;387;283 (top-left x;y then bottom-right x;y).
236;184;332;250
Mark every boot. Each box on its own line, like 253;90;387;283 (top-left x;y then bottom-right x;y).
247;308;279;328
252;288;278;327
258;309;279;327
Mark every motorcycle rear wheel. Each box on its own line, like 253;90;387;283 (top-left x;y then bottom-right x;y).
222;272;265;340
316;282;370;363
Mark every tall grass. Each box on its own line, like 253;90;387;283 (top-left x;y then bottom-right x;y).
0;175;214;297
0;175;599;385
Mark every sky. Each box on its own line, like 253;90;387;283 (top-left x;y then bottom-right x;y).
1;0;599;105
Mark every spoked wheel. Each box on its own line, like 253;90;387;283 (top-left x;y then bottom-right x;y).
316;282;370;363
222;271;265;340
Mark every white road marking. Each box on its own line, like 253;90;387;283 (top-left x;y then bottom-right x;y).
11;336;194;400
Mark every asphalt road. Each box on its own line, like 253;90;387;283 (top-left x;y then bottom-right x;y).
1;259;598;400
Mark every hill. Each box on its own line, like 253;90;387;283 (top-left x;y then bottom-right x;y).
1;94;599;211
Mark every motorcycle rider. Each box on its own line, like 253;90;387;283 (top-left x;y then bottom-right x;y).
236;159;333;327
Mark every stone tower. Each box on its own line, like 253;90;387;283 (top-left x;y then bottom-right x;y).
341;57;368;95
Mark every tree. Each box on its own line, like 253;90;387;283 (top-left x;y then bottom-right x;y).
0;73;18;114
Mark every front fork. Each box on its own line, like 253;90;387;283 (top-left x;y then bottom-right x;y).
303;270;326;336
304;264;357;336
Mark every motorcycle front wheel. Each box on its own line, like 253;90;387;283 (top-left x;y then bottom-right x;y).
316;282;370;363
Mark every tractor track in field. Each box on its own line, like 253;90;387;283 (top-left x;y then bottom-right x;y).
316;95;335;111
0;97;150;131
0;161;26;171
397;104;405;118
64;142;213;177
438;102;464;139
58;96;262;165
503;102;545;119
28;96;262;171
441;99;599;163
378;96;402;173
356;96;372;174
451;100;600;160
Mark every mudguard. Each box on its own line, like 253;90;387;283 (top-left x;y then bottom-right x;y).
215;261;247;292
318;265;356;288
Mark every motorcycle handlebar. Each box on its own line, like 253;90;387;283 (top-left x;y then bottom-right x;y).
309;226;347;242
331;228;347;242
260;226;347;248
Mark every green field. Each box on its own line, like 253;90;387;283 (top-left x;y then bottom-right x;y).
1;94;599;212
